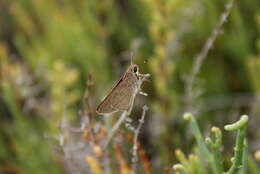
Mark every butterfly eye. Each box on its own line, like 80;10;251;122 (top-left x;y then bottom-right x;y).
133;66;138;73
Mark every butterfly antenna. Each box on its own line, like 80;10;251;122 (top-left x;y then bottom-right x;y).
130;51;134;65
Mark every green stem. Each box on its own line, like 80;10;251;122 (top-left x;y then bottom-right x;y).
224;115;248;131
205;127;224;174
184;113;216;173
213;147;224;174
189;154;207;174
241;139;248;174
225;126;247;174
184;113;211;158
2;81;23;119
175;149;190;171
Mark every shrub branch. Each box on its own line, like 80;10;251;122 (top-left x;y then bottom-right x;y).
184;0;236;111
131;105;148;174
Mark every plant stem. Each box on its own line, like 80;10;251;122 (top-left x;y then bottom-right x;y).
104;111;128;148
184;0;236;111
241;139;248;174
224;115;248;131
206;127;224;174
184;113;216;172
213;147;224;174
225;115;248;174
175;149;190;171
131;105;148;174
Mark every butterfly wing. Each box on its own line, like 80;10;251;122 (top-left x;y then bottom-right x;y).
96;74;137;115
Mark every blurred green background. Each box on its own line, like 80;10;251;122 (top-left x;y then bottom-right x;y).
0;0;259;173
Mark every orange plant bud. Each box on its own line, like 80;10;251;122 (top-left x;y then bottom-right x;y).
82;128;90;141
94;145;103;158
93;126;107;142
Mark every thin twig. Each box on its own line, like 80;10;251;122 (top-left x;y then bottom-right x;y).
84;73;94;119
59;118;78;174
83;73;96;139
103;111;128;148
131;105;148;174
184;0;236;112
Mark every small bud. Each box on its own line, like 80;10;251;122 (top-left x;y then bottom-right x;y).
205;137;211;142
94;145;103;157
188;154;196;160
175;149;181;155
82;128;90;141
254;150;260;162
183;112;193;120
211;126;220;133
173;164;182;170
99;126;106;137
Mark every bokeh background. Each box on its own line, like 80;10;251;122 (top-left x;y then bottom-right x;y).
0;0;259;173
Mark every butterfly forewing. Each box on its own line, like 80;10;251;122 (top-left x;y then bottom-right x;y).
96;73;138;115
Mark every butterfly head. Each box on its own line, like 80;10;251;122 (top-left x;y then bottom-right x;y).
130;64;139;73
124;64;139;79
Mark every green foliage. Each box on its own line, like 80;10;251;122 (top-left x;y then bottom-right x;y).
174;114;250;174
173;113;252;174
0;0;259;173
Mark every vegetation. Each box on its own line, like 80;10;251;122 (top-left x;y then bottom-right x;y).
0;0;259;173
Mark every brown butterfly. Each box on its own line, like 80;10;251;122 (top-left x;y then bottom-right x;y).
96;63;149;115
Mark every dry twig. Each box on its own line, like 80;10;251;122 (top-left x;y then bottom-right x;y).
131;105;148;174
184;0;236;112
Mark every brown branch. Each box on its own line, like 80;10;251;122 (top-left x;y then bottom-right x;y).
120;131;151;174
184;0;236;112
83;73;96;141
131;105;148;174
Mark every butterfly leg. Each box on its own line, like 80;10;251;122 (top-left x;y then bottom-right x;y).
137;73;150;79
127;96;135;115
139;91;148;96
